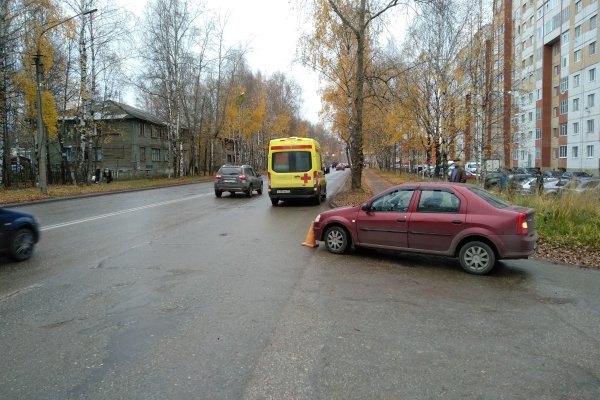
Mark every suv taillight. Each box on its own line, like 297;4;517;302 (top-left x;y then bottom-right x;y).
215;174;222;180
517;213;529;235
239;174;247;181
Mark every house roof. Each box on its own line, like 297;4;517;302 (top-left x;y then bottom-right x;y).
61;100;167;126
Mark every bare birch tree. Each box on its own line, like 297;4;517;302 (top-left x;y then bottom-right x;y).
137;0;201;177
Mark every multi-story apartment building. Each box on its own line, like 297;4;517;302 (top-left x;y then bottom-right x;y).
507;0;599;175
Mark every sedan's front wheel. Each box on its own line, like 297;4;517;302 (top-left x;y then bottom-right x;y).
324;226;349;254
10;228;35;261
458;241;496;275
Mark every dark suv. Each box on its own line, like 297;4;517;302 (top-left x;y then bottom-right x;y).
214;165;263;198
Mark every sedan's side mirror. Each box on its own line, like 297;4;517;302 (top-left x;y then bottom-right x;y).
361;203;371;212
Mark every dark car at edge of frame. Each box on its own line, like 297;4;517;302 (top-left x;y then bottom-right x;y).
0;208;40;261
313;182;539;275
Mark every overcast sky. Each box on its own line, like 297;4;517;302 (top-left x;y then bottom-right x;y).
116;0;322;123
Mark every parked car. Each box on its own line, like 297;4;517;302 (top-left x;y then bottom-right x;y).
312;182;539;275
556;178;600;199
214;164;263;198
465;161;480;174
0;208;40;261
518;177;562;195
335;163;346;171
543;170;562;179
483;171;505;189
561;171;592;180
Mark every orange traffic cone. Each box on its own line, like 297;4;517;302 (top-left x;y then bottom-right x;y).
301;222;319;248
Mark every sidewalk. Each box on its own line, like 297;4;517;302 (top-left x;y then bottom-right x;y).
362;168;393;195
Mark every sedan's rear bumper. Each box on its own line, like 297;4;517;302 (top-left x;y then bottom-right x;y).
498;233;539;259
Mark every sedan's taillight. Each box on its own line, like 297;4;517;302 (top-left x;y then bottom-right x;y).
517;213;529;235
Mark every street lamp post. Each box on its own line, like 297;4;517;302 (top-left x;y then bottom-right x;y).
34;8;97;193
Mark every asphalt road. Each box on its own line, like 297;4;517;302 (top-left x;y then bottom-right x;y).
1;170;599;400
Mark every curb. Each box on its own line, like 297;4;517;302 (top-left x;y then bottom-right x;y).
1;178;213;207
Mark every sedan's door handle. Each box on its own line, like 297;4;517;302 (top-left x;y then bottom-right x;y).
397;218;406;222
452;220;463;224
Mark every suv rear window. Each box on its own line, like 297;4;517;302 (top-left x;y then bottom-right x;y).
219;166;242;175
272;151;312;173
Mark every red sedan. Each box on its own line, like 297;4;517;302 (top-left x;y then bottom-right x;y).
313;182;539;274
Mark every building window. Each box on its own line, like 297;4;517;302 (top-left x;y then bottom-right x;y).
575;25;581;38
521;114;526;123
553;107;558;117
553;148;559;159
560;77;568;92
536;128;542;139
590;68;596;82
560;100;568;114
572;146;578;158
587;145;595;158
573;122;579;134
591;15;597;30
151;126;159;138
562;31;569;45
588;93;596;108
574;74;580;87
151;148;161;162
575;1;581;14
139;123;145;137
573;98;580;111
591;42;597;56
536;148;541;160
574;50;581;62
93;147;102;161
528;111;533;121
560;123;568;136
559;145;567;158
139;146;146;161
553;127;558;137
587;119;595;133
536;108;541;120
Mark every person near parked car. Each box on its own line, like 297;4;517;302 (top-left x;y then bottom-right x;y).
450;159;466;183
535;167;544;194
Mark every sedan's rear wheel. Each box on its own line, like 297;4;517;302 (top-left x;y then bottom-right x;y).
324;226;349;254
257;182;263;195
459;241;496;275
215;189;222;198
10;228;35;261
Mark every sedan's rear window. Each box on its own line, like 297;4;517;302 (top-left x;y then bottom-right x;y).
469;187;510;209
272;151;312;173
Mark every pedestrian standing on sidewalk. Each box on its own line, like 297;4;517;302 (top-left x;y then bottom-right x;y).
450;159;466;183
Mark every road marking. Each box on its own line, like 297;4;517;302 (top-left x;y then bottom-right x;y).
41;193;209;231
